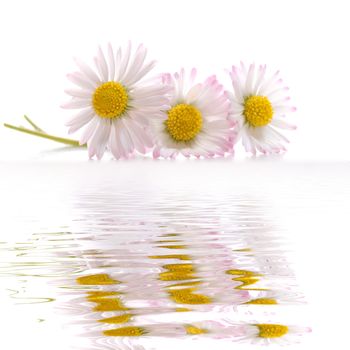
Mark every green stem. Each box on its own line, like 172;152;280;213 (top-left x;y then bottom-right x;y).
4;123;83;147
23;115;45;133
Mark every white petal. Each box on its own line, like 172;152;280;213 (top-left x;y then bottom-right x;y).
79;116;99;145
119;41;132;82
270;118;296;130
118;118;134;156
244;64;255;96
66;109;94;133
64;88;92;98
107;43;115;81
74;57;101;84
123;118;146;154
123;44;147;86
126;60;156;86
95;46;109;82
67;72;96;90
61;98;91;109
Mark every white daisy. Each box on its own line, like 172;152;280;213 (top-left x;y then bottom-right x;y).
228;62;296;155
62;42;170;159
152;68;233;158
241;323;311;345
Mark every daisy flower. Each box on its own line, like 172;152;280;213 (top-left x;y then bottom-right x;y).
152;68;233;158
62;42;170;159
240;322;311;345
228;62;296;154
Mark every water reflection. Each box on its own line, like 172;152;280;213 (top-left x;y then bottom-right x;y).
0;165;310;349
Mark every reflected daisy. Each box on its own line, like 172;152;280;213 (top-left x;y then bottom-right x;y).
240;322;311;345
228;63;296;154
62;42;170;159
152;68;233;158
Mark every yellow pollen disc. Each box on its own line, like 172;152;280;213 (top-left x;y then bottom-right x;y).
86;291;120;302
255;324;289;338
176;307;191;312
156;240;182;243
103;326;146;337
185;325;208;335
76;274;119;285
165;104;202;142
234;277;260;290
159;272;196;281
170;281;202;287
99;314;133;324
246;298;277;305
92;81;128;118
163;264;195;272
226;269;257;276
92;298;129;312
243;95;273;127
148;254;191;260
158;245;187;249
233;248;252;252
169;288;212;305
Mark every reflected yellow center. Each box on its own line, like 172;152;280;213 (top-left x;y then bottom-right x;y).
226;269;257;276
165;104;202;142
168;288;212;305
185;325;208;335
234;276;260;289
246;298;277;305
92;298;129;312
92;81;128;118
243;95;273;127
148;254;191;260
160;263;196;281
158;245;187;249
103;326;146;337
76;274;119;285
256;324;289;338
99;314;133;324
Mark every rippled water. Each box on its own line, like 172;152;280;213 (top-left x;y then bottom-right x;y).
1;160;348;349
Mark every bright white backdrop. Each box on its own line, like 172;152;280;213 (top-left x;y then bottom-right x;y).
0;0;349;161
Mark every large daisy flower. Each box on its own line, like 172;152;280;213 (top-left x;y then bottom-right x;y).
62;42;169;159
228;63;296;155
152;68;233;158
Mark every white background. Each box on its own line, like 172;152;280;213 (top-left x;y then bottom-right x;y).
0;0;349;161
0;1;349;349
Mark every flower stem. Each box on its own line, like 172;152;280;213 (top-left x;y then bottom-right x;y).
3;123;83;147
23;115;45;133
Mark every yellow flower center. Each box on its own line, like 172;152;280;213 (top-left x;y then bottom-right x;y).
226;269;257;276
92;81;128;118
103;326;146;337
255;324;289;338
99;314;133;324
148;254;191;260
246;298;277;305
92;298;129;312
158;245;187;249
165;104;202;142
168;288;212;305
176;307;191;312
185;325;208;335
76;274;119;285
159;263;196;281
243;95;273;127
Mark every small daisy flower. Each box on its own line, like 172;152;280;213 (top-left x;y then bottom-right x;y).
228;62;296;155
62;42;170;159
241;323;311;345
152;68;233;158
